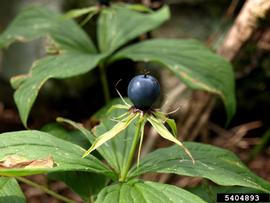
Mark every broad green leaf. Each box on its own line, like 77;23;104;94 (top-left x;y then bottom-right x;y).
0;130;115;178
96;179;207;203
0;6;54;47
0;177;25;203
41;123;90;149
12;52;104;127
83;113;138;158
128;142;270;193
97;5;169;53
111;39;236;122
0;6;96;53
147;115;194;163
49;171;108;202
42;118;108;202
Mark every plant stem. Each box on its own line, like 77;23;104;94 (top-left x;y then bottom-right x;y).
249;128;270;161
16;177;76;203
99;63;110;103
119;117;143;182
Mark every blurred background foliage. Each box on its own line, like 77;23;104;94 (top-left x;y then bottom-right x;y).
0;0;269;202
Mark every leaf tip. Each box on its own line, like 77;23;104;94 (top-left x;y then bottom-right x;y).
82;152;89;158
82;147;94;158
181;145;195;164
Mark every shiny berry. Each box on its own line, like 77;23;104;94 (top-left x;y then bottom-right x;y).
127;74;160;110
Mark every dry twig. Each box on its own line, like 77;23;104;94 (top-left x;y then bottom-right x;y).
218;0;270;59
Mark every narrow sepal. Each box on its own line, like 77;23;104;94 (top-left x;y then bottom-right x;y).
83;113;139;158
148;115;195;163
136;117;147;169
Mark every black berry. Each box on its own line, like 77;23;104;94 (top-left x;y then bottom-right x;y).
127;75;160;110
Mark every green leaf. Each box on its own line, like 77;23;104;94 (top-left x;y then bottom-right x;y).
3;6;105;127
10;74;29;89
47;99;137;177
128;142;270;193
41;123;90;149
97;5;169;53
45;98;137;177
0;130;115;178
12;52;104;127
111;39;236;122
0;177;25;203
43;120;111;201
0;6;96;53
96;179;207;203
49;171;108;202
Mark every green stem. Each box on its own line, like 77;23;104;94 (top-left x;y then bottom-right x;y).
119;117;144;182
249;128;270;161
99;63;110;103
16;177;76;203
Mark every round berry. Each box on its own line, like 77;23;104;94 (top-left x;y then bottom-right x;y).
127;74;160;110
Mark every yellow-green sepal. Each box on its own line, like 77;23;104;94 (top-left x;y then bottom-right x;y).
147;115;195;163
83;113;139;158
